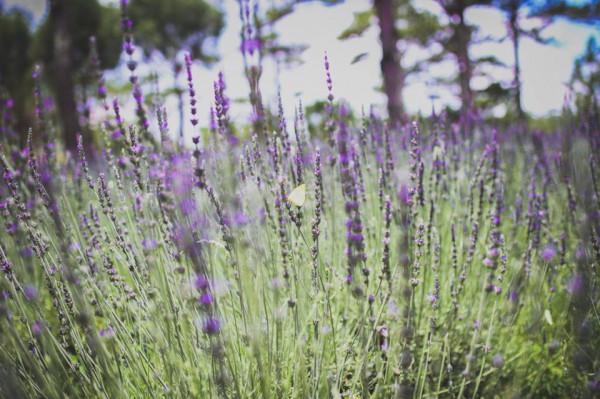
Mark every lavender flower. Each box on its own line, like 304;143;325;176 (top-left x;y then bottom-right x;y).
99;326;116;339
184;53;199;131
541;243;557;262
324;52;336;149
203;317;221;335
337;104;366;288
492;354;504;368
213;71;232;141
381;195;392;284
119;0;149;133
311;148;323;289
32;320;43;337
23;285;37;301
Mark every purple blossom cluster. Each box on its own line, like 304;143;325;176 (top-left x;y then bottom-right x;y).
0;7;597;398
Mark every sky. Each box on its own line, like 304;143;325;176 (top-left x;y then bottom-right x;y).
210;0;598;116
194;0;598;132
4;0;600;140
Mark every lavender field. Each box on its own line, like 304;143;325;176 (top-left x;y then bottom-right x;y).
0;0;599;398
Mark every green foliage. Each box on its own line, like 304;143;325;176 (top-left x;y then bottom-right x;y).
338;9;374;40
531;0;600;24
338;2;441;47
32;0;121;72
350;52;369;64
0;8;33;94
395;3;441;46
265;3;295;24
474;55;508;69
1;114;598;398
241;1;344;69
474;81;511;111
128;0;224;63
570;36;599;115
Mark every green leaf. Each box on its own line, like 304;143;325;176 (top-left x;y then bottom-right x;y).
338;9;374;40
350;52;368;64
265;5;295;24
475;55;508;68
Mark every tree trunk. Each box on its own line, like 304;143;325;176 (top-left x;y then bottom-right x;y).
374;0;404;126
509;9;524;119
49;0;80;152
455;9;473;115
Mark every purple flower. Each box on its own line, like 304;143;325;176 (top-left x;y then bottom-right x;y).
32;320;43;336
142;239;157;251
184;52;200;130
24;285;37;301
148;166;164;181
198;293;214;307
227;134;239;146
209;106;218;131
117;156;128;169
548;339;560;354
227;212;249;227
575;244;586;260
203;317;220;335
541;244;556;262
398;184;412;206
7;222;17;235
168;154;195;196
487;248;499;258
587;380;600;392
99;326;115;339
377;325;389;351
567;273;584;296
195;275;209;291
324;52;334;101
180;197;196;217
214;72;230;133
492;354;504;368
69;242;80;252
347;232;364;244
241;38;261;55
387;299;399;316
20;247;33;257
132;143;145;155
123;41;134;55
270;277;284;290
112;129;123;140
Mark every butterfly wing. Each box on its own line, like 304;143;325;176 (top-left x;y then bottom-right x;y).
287;184;306;207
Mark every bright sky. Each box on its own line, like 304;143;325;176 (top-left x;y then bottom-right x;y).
179;0;599;137
5;0;600;139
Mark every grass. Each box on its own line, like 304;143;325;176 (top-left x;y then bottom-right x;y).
0;92;599;398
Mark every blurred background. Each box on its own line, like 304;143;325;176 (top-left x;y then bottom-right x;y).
0;0;598;149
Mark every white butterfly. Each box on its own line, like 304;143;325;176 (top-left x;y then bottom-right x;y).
287;184;306;207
